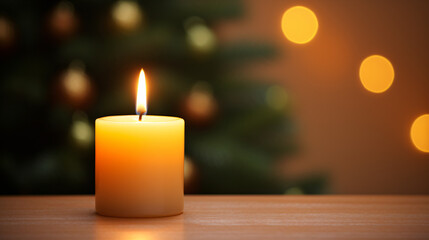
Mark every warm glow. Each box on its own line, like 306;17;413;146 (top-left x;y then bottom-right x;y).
359;55;394;93
136;69;147;115
119;231;154;240
281;6;318;44
411;114;429;153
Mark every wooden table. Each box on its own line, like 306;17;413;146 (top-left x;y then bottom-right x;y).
1;196;429;239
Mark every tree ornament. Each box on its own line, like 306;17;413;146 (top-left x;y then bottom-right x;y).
111;0;144;32
0;17;15;50
184;17;216;54
183;81;218;125
57;60;93;108
70;111;93;148
48;1;78;39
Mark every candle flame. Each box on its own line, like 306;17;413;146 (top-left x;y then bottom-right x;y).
136;69;147;115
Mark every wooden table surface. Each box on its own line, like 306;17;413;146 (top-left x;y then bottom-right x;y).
1;195;429;240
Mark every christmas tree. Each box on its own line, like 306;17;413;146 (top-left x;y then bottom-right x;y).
0;0;325;194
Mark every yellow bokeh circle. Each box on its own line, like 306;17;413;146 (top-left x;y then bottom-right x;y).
359;55;394;93
281;6;318;44
410;114;429;153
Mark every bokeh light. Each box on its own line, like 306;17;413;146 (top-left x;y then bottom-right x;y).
49;1;77;38
0;17;15;48
359;55;394;93
62;63;90;102
410;114;429;153
71;120;93;146
112;0;143;31
184;156;195;186
71;111;93;147
185;81;217;122
281;6;318;44
185;17;216;53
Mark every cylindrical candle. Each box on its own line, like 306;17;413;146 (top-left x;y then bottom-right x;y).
95;115;184;217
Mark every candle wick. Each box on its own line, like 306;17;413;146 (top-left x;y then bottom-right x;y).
139;112;144;121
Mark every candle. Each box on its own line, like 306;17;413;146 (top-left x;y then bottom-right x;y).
95;69;184;217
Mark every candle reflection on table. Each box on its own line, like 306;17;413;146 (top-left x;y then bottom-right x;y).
94;214;185;240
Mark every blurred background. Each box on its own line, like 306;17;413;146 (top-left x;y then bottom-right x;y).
0;0;428;195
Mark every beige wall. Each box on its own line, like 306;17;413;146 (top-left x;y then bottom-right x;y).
219;0;429;194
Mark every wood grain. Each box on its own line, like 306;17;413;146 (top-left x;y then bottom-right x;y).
0;195;429;240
